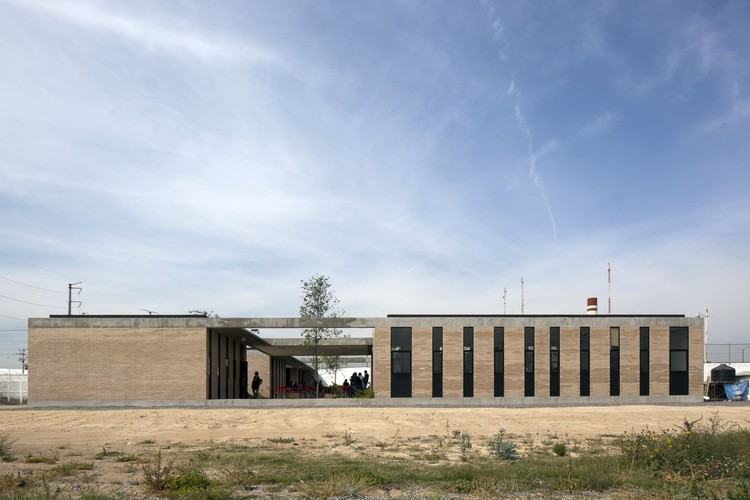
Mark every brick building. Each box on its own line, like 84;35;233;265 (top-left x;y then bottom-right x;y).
27;313;703;406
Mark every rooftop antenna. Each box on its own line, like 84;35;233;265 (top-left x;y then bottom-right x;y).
67;282;82;316
140;309;158;315
608;262;611;314
521;277;525;315
503;287;507;315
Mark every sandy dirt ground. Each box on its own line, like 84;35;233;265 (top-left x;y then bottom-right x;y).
1;404;749;497
2;404;749;454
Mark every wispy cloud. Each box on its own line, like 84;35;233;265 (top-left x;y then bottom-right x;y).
579;111;617;138
7;0;279;65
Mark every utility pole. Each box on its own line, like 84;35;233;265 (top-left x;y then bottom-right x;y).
608;262;612;314
68;282;82;315
521;277;525;315
503;287;507;315
17;348;27;374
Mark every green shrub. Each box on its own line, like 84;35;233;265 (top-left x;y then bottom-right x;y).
553;442;567;457
165;465;212;491
141;450;174;492
620;416;750;480
354;388;375;398
487;429;518;461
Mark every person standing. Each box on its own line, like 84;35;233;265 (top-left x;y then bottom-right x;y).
251;371;263;399
362;370;369;389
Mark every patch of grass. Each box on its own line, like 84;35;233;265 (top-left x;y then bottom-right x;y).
138;439;157;445
51;461;94;477
25;452;59;464
116;454;139;462
267;437;295;444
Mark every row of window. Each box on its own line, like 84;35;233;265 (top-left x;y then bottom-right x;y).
390;326;690;398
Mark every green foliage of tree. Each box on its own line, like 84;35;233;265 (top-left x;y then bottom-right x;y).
299;274;344;396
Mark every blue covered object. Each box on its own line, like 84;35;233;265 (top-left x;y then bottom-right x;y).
724;379;749;401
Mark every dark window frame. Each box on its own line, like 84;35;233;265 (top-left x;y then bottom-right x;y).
494;327;504;397
669;327;689;396
391;327;412;398
432;327;443;397
550;327;560;397
640;327;649;396
524;327;535;397
463;327;474;397
580;327;590;396
610;327;620;396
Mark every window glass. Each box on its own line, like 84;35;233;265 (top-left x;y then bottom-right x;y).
433;351;442;374
525;351;534;373
391;327;411;351
670;351;688;372
463;352;473;374
580;352;590;371
551;351;560;371
494;351;504;373
670;327;689;350
392;351;411;373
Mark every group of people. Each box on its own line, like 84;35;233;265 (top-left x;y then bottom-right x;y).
341;370;369;396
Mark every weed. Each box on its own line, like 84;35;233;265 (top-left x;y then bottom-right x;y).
459;432;472;461
267;437;295;444
138;439;156;445
553;442;567;457
94;447;121;460
165;465;212;491
141;449;174;492
487;428;519;461
0;433;16;462
343;428;354;446
298;472;373;498
116;454;139;462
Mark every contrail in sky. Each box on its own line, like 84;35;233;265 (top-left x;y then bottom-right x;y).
482;1;561;255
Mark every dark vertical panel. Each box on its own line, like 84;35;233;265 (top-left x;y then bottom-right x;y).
494;327;504;397
463;327;474;397
640;327;650;396
432;327;443;398
669;327;689;395
524;327;534;397
610;327;620;396
207;330;213;399
580;327;590;396
391;327;412;398
550;327;560;397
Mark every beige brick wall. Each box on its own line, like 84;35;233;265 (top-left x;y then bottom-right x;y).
651;327;669;396
474;327;493;397
247;350;271;398
560;327;579;396
620;326;639;397
504;327;524;397
412;327;432;397
373;327;390;397
29;327;207;401
535;327;549;397
443;327;463;397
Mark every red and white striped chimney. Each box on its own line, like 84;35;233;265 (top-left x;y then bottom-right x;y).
587;297;598;315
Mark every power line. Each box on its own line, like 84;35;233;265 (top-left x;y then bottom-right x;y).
0;249;71;281
0;313;26;321
0;274;66;294
0;292;66;308
0;329;27;332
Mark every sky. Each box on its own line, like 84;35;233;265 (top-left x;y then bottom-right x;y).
1;1;749;368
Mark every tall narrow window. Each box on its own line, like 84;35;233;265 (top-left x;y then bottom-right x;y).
391;327;412;398
550;327;560;397
640;327;650;396
669;327;689;395
494;327;504;397
580;327;590;396
463;327;474;397
610;327;620;396
524;327;535;397
432;327;443;398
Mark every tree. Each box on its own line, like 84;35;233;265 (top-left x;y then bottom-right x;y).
299;274;344;397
